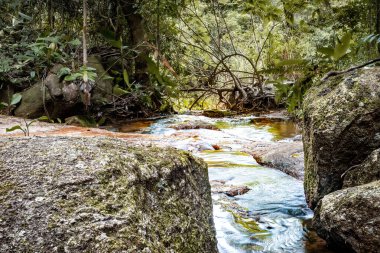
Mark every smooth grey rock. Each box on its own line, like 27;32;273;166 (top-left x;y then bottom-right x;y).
245;141;304;180
0;137;217;253
313;181;380;253
210;180;251;197
45;74;63;98
14;81;52;118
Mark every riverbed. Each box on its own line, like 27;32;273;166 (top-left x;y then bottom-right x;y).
113;113;334;253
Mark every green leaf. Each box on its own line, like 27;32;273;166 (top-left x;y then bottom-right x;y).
369;34;380;43
64;73;82;81
97;117;106;126
362;34;375;43
87;72;98;82
10;93;22;105
109;40;123;49
18;12;32;21
6;125;23;133
102;75;114;81
113;85;129;96
80;66;97;72
275;59;305;67
38;116;50;121
68;39;81;46
333;32;352;61
123;69;130;87
317;47;334;57
58;67;71;78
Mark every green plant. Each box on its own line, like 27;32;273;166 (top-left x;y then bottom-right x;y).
318;32;352;61
63;66;97;82
0;93;22;111
5;116;49;136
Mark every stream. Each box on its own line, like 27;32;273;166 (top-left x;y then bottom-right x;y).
111;113;334;253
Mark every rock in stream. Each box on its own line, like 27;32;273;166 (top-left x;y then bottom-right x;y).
303;67;380;252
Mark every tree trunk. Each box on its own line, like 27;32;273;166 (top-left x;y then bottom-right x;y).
376;0;380;53
82;0;91;109
83;0;88;68
120;1;150;86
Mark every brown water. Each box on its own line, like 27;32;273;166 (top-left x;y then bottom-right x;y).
251;117;301;141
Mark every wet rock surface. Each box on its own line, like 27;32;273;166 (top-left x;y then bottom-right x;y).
169;120;219;131
0;137;217;253
210;180;251;197
313;181;380;253
244;141;304;180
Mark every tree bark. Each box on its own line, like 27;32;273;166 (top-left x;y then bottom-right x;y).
83;0;88;68
376;0;380;52
120;0;150;86
82;0;91;109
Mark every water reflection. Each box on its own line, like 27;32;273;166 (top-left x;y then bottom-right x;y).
251;118;301;141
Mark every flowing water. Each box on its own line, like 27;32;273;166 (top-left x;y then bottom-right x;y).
113;113;334;253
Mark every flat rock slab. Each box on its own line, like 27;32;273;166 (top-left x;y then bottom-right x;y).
0;137;217;253
244;141;304;180
169;120;219;131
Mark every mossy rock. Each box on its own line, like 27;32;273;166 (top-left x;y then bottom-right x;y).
0;137;217;253
202;110;237;118
302;67;380;209
313;180;380;253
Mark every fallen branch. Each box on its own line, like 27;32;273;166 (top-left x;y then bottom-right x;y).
322;58;380;81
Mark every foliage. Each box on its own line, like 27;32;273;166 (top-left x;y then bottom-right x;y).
0;93;22;108
0;0;379;116
5;116;49;136
63;66;97;82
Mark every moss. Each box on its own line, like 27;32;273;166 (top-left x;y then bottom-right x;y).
203;110;237;118
0;182;15;199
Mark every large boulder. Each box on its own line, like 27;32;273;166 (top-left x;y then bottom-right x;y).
0;137;217;252
313;181;380;253
14;56;113;119
303;68;380;208
14;81;52;118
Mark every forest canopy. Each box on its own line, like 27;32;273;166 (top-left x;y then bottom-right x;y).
1;0;379;119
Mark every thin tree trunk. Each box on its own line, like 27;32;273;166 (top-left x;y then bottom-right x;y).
156;0;160;67
82;0;91;109
47;0;54;30
83;0;88;68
